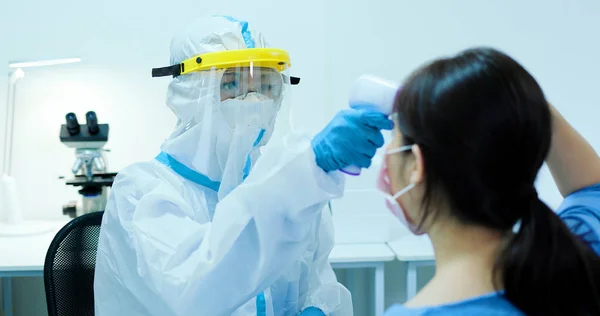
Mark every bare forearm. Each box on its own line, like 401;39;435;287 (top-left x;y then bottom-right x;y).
546;103;600;196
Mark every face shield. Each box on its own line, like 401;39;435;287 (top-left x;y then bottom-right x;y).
153;48;300;198
218;66;285;132
154;48;298;139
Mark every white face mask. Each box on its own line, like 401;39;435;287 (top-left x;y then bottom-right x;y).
376;145;425;235
218;92;280;136
215;92;281;199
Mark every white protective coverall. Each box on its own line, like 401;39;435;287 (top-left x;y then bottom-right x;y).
94;16;353;316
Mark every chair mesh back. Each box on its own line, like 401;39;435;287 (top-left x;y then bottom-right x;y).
44;211;104;316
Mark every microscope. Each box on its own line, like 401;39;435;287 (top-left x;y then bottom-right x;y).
59;111;116;218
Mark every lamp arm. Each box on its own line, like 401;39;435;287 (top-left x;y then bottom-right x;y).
2;71;19;175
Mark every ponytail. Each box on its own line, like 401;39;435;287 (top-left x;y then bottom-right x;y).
495;197;600;315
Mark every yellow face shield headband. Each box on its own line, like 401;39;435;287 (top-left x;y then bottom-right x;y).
151;48;301;85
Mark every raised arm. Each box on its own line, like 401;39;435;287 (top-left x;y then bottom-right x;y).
546;103;600;196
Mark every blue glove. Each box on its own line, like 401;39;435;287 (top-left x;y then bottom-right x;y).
298;307;326;316
312;108;394;172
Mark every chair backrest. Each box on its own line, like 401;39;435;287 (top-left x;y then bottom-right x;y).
44;211;104;316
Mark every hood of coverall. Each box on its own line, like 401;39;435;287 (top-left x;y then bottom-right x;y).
161;16;279;199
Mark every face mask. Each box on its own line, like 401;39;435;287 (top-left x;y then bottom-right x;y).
376;145;425;235
215;93;280;199
218;92;280;132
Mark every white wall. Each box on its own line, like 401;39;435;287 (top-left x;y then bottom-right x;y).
1;0;600;315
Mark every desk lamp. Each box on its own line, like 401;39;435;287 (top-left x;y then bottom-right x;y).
0;58;81;236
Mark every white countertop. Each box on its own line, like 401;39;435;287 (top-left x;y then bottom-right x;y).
0;221;67;272
0;220;398;274
387;235;435;261
329;243;395;264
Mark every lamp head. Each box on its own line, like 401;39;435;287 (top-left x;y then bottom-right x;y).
9;68;25;83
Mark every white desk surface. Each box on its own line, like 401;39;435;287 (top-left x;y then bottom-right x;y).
0;221;67;272
0;220;395;273
329;243;395;264
387;235;435;262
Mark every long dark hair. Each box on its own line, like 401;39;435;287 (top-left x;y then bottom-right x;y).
394;47;600;315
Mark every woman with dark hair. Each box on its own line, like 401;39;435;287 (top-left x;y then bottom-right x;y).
380;47;600;315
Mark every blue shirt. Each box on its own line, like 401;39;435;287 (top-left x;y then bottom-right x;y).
385;183;600;315
557;183;600;254
385;292;524;315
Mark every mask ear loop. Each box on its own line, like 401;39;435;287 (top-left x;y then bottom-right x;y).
386;145;416;200
387;145;412;155
392;183;416;200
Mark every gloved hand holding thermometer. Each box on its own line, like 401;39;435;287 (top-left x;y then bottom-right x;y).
341;75;400;175
312;75;398;173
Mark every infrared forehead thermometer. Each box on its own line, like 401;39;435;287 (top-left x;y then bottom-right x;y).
341;74;400;176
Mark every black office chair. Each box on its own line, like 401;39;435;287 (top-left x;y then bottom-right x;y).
44;211;104;316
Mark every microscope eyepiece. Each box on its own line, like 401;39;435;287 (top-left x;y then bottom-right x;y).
66;112;80;136
86;111;99;135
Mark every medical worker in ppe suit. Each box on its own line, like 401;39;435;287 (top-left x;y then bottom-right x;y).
94;16;393;316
